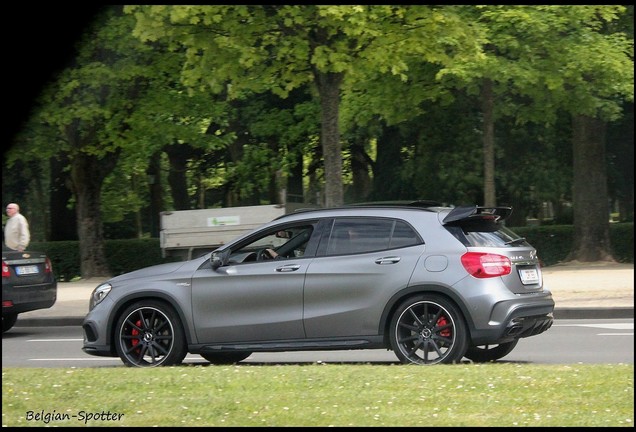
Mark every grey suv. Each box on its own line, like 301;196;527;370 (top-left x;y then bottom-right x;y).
82;203;554;367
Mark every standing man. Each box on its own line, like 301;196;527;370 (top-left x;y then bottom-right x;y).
4;203;30;252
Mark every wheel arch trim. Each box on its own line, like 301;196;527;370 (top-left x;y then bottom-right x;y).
378;284;476;344
106;291;194;350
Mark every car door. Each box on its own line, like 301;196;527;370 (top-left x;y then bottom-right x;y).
303;217;425;338
190;222;319;344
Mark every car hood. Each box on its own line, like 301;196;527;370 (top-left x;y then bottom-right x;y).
107;260;197;285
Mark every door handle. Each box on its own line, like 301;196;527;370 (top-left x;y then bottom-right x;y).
374;256;401;265
276;264;301;272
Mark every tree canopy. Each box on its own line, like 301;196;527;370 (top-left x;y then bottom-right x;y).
3;5;633;276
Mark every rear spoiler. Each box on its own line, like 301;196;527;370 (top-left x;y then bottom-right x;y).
442;205;512;224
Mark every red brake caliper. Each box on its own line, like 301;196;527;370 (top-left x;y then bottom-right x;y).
131;319;142;352
437;316;451;337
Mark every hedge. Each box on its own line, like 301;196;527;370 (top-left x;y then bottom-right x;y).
514;222;633;266
29;238;178;282
30;222;633;281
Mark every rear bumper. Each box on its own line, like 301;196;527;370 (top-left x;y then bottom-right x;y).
501;312;553;339
470;298;555;345
2;281;57;315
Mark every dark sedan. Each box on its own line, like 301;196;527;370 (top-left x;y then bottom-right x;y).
2;246;57;332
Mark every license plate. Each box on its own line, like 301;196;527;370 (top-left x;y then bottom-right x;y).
519;268;539;285
16;265;40;276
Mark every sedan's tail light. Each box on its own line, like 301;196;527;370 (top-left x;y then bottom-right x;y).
461;252;511;278
45;257;53;273
2;261;9;278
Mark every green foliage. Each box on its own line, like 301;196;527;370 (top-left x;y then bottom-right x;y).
104;239;179;276
29;241;81;282
29;223;633;280
2;364;633;426
29;239;177;281
514;222;634;266
609;222;635;262
3;6;633;266
472;5;633;123
513;226;574;267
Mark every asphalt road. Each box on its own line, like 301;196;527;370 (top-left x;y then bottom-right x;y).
2;318;633;368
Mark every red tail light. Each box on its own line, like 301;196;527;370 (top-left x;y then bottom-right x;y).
2;261;10;278
45;257;53;273
461;252;511;278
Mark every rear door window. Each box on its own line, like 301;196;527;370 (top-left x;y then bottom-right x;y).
324;217;421;256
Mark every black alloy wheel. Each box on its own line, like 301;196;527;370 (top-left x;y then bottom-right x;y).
390;294;468;365
115;300;187;367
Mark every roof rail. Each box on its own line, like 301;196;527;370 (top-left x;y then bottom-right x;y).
347;200;443;208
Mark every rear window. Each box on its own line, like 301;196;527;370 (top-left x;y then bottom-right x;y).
445;223;529;247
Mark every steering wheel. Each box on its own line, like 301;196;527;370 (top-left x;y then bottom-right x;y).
257;249;273;261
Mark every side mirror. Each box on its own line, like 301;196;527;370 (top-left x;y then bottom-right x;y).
210;249;230;270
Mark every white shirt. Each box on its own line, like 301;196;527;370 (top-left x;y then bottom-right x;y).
4;213;30;251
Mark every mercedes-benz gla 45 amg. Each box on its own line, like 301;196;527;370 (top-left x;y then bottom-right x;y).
82;203;554;367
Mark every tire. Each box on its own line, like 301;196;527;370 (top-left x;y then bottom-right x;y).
463;340;519;363
389;294;468;365
200;352;252;364
115;300;187;367
3;313;18;333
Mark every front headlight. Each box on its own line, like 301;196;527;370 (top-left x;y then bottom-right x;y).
89;283;112;310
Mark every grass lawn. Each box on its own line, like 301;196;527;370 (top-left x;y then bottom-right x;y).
2;363;633;427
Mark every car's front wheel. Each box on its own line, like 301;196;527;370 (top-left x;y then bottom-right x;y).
115;300;187;367
389;294;468;365
2;313;18;333
463;340;519;363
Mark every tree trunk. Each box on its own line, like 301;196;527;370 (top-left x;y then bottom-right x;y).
49;155;78;240
287;150;305;203
146;151;163;237
371;123;404;201
164;143;192;210
607;102;634;222
306;143;323;205
70;151;116;278
565;114;614;263
481;78;496;207
315;71;344;208
348;140;373;203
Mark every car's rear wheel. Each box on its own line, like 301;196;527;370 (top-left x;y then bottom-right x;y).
390;294;468;365
200;352;252;364
463;340;519;363
2;313;18;333
115;300;187;367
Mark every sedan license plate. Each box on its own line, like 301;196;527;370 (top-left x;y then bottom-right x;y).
16;265;40;276
519;268;539;285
